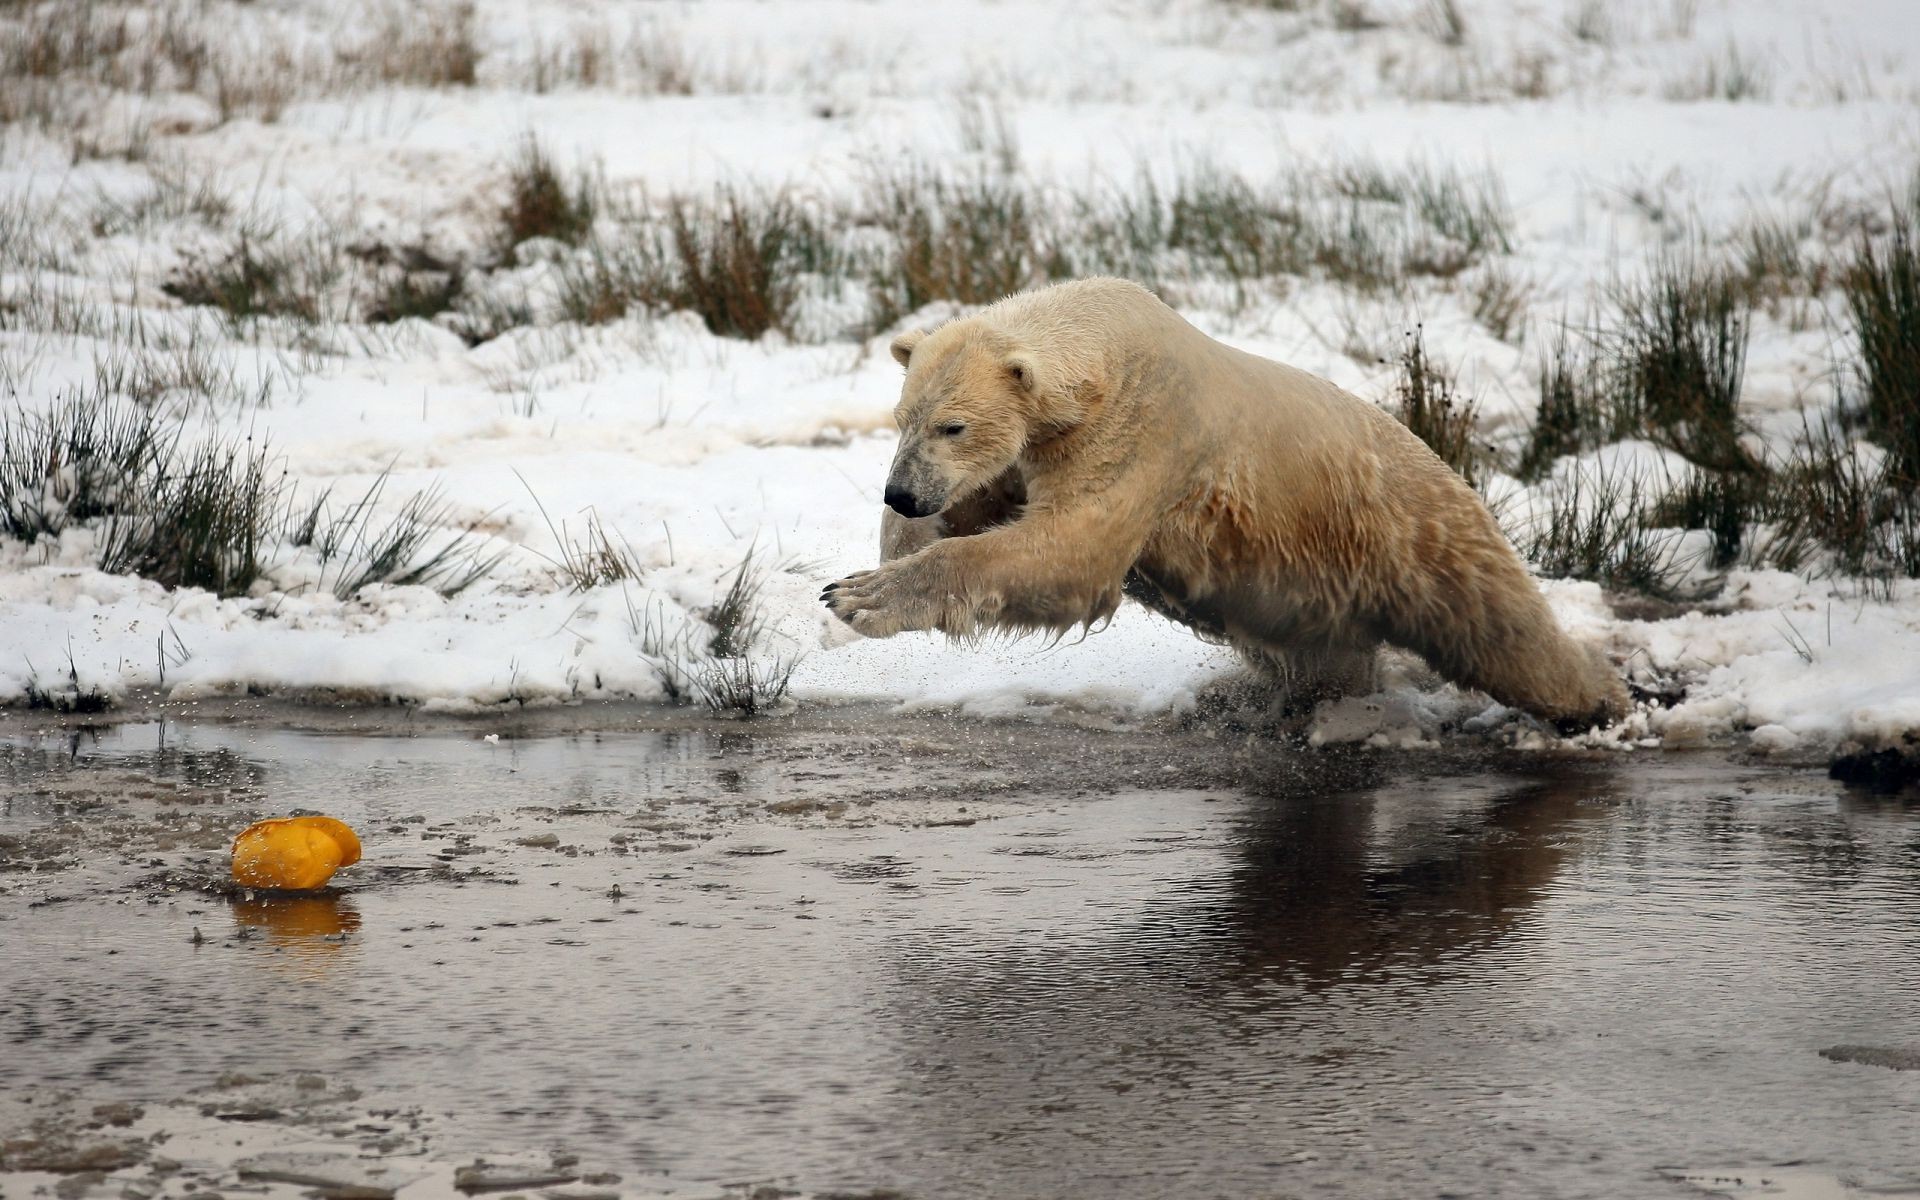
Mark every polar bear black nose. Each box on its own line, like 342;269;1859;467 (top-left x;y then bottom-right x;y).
884;485;924;518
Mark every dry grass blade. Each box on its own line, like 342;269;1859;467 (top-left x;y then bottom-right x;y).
516;470;647;592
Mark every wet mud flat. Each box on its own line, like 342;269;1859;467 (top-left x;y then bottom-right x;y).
2;707;1919;1200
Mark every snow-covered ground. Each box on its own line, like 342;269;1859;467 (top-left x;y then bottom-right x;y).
3;0;1919;757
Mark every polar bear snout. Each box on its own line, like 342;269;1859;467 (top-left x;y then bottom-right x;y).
883;483;935;518
884;442;950;517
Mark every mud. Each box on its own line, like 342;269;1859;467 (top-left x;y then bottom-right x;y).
2;710;1919;1200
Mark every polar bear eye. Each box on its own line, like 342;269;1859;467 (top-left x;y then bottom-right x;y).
936;422;967;437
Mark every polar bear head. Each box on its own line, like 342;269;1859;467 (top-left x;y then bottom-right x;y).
881;323;1061;519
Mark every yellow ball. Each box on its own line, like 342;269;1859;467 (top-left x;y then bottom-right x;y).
231;817;363;891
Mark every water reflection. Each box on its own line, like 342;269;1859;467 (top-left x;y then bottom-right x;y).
862;767;1615;1195
229;893;362;977
893;765;1611;1006
1218;769;1609;988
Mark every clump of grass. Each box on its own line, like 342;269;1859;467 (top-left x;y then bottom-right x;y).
952;95;1022;174
89;158;232;235
23;646;113;715
1648;469;1762;572
1467;261;1530;342
622;20;698;94
3;398;500;599
1330;1;1384;32
1166;170;1309;280
1077;168;1295;288
1609;256;1756;475
0;2;133;84
95;429;284;595
0;0;487;152
1771;425;1879;577
549;157;1515;339
1319;162;1511;285
695;653;796;715
621;552;799;714
89;334;273;412
497;139;596;261
355;0;479;88
1328;161;1511;256
1078;160;1509;301
0;193;71;274
1736;214;1830;305
163;233;343;326
626;592;698;704
1388;327;1482;485
526;24;610;93
0;273;108;337
289;472;501;600
559;186;831;338
665;189;824;339
0;394;282;596
866;169;1048;326
0;396;170;543
1665;0;1700;39
1520;465;1702;600
1766;421;1920;586
696;552;798;713
554;242;641;326
1522;396;1920;598
1843;211;1920;484
1566;0;1612;45
553;512;644;590
1517;329;1606;482
1502;201;1916;602
366;269;464;324
1518;262;1753;487
517;472;645;592
211;49;298;123
1663;42;1773;102
703;550;767;659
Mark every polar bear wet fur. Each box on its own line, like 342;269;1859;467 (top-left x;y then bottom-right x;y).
822;277;1627;727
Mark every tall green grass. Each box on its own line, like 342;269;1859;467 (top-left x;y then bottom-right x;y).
1511;224;1920;596
1610;256;1756;475
1517;256;1755;480
1844;212;1920;484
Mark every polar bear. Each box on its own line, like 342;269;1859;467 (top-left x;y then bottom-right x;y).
822;278;1626;728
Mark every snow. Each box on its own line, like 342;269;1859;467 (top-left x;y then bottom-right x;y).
4;0;1920;755
1625;572;1920;750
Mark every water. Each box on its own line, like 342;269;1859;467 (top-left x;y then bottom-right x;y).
2;713;1918;1199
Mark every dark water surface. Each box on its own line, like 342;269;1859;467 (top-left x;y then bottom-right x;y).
2;714;1918;1199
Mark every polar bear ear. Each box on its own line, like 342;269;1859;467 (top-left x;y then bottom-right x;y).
890;329;927;368
1004;351;1041;393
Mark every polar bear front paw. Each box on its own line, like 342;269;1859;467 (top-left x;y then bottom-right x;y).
822;562;944;637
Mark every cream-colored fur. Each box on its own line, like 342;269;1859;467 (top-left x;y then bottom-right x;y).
825;278;1628;728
